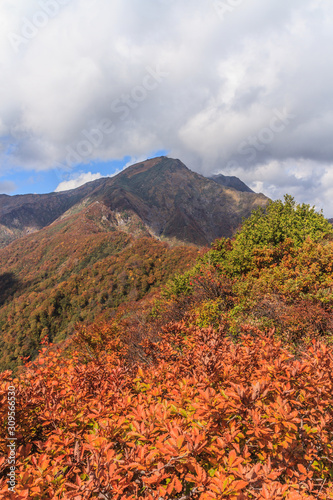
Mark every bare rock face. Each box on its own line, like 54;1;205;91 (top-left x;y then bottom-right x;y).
0;157;268;248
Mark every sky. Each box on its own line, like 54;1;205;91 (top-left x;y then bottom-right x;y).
0;1;333;215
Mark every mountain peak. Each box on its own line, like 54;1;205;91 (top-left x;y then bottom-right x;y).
0;157;268;248
122;156;188;179
123;156;167;178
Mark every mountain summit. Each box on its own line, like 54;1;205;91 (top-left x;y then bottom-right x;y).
0;156;268;247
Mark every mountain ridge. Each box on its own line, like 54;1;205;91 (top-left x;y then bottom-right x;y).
209;173;254;192
0;156;268;248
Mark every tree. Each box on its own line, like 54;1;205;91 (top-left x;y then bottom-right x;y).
211;195;333;275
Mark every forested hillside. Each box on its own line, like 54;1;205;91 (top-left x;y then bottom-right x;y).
0;201;200;372
1;196;333;499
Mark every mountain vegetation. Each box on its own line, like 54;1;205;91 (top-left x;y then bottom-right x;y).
0;201;201;372
1;195;333;499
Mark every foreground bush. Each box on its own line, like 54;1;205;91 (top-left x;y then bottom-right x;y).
1;322;333;499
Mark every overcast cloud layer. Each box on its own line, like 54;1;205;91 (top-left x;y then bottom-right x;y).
1;0;333;213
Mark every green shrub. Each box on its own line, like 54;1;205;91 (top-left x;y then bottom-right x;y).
214;195;333;275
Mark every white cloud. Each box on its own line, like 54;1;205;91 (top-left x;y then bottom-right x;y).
1;0;333;213
55;172;103;192
123;156;150;170
0;180;17;194
222;159;333;215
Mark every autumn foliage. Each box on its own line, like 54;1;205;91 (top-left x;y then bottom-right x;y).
1;323;333;498
1;196;333;498
0;218;200;372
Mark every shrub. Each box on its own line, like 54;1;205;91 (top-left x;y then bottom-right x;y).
1;323;333;498
215;195;333;275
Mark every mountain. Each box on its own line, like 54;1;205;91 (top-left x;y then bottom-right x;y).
0;180;106;248
209;173;254;192
0;156;269;371
0;156;267;248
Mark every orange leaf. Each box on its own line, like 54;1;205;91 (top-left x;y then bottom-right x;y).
297;463;307;474
174;477;183;493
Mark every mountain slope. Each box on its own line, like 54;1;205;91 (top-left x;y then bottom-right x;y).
0;201;201;371
0;179;106;248
94;157;267;245
0;157;268;248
